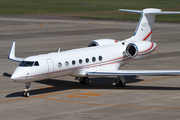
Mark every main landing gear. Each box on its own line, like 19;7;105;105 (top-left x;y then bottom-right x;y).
23;82;31;97
79;77;89;85
116;76;126;87
75;76;126;87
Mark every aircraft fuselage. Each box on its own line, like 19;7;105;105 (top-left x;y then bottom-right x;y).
11;40;157;83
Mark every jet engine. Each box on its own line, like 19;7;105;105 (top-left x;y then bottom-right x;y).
88;39;119;47
125;43;138;58
125;41;157;59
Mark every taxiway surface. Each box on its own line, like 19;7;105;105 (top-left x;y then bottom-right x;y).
0;15;180;120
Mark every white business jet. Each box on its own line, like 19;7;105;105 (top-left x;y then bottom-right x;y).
8;8;180;97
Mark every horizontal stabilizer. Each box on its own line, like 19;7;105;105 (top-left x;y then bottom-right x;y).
8;41;24;62
119;8;180;14
118;9;142;14
87;70;180;76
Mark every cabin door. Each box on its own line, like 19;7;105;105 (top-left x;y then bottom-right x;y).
46;59;54;77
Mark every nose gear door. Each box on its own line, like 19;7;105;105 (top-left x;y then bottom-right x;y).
46;59;54;77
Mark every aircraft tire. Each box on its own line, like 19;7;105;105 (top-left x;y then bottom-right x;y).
116;78;126;87
79;77;89;85
23;92;30;97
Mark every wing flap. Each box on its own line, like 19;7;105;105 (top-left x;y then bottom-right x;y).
87;70;180;76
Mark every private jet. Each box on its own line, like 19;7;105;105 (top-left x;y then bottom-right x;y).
8;8;180;97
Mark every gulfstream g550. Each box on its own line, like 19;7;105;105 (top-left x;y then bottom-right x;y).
8;8;180;97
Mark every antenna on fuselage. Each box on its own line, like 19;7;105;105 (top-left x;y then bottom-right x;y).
58;48;61;53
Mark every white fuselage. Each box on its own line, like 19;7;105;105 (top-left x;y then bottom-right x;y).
11;40;157;83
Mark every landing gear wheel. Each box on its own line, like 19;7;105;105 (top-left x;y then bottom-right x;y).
116;80;126;87
79;77;89;85
22;82;31;97
116;76;126;87
23;92;30;97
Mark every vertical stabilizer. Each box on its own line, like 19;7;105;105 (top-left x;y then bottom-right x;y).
133;8;160;41
119;8;180;41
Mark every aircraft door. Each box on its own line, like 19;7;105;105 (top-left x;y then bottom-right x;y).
46;59;54;77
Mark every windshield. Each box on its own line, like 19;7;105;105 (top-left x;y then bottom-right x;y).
19;61;39;67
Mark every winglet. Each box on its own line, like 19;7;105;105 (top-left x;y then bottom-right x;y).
8;41;24;62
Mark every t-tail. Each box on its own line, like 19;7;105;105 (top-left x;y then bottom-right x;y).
119;8;180;42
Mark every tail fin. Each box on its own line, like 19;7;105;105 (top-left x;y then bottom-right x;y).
119;8;180;41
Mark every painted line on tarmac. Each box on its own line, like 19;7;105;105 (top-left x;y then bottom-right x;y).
0;92;13;93
38;95;180;110
1;75;180;104
58;91;113;98
139;76;180;82
0;96;36;103
0;88;82;103
156;51;180;57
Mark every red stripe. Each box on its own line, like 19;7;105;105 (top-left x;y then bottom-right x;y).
14;56;129;79
14;43;157;80
138;42;153;53
142;31;152;41
138;45;157;56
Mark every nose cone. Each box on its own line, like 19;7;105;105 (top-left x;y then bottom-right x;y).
11;67;27;82
11;72;23;81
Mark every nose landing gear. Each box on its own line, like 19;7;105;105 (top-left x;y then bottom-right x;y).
23;82;31;97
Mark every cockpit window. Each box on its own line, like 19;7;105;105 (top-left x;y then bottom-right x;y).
24;62;34;66
19;61;26;66
34;61;39;66
19;61;34;67
19;61;39;67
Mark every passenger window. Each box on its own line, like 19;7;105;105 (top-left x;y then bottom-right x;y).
85;58;89;63
99;56;103;61
92;57;96;62
58;62;62;68
79;59;82;64
34;61;39;66
72;60;76;65
65;61;69;66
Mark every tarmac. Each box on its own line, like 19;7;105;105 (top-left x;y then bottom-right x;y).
0;15;180;120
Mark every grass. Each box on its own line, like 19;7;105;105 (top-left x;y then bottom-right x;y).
0;0;180;22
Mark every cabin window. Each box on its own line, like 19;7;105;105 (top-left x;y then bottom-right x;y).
85;58;89;63
99;56;103;61
58;62;62;68
34;61;39;66
79;59;82;64
72;60;76;65
92;57;96;62
65;61;69;66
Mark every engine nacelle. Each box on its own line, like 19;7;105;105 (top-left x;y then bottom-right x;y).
125;41;157;59
125;43;138;58
88;39;119;47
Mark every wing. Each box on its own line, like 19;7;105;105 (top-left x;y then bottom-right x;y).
8;41;24;62
87;70;180;76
